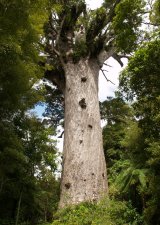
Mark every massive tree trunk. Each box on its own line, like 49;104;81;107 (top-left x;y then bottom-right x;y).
59;59;107;208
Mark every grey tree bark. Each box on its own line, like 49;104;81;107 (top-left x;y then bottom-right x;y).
59;59;108;208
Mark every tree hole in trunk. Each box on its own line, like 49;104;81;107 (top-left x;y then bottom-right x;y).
65;183;71;189
84;179;86;181
92;173;95;176
80;140;83;144
102;173;105;178
79;98;87;109
88;124;93;129
81;77;87;82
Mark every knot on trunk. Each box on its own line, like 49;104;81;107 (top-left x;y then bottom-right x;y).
79;98;87;109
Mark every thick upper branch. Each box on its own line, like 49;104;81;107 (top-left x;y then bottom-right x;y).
85;0;122;57
98;47;116;67
44;67;65;94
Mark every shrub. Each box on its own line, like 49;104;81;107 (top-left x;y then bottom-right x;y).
52;198;142;225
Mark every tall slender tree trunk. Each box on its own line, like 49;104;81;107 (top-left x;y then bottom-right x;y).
15;190;23;225
0;177;4;194
59;59;107;208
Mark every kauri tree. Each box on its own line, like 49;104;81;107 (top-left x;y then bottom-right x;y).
43;0;145;208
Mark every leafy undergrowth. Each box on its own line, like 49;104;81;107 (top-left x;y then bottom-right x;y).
51;198;142;225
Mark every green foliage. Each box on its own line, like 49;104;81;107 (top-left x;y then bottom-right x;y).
120;122;147;164
101;96;133;124
0;1;60;224
0;0;47;117
102;96;151;219
73;40;88;62
117;25;160;223
43;85;64;127
120;40;160;140
150;0;160;25
101;97;134;171
104;104;160;223
112;0;145;53
86;7;107;43
0;114;59;224
120;40;160;100
147;141;160;168
52;199;142;225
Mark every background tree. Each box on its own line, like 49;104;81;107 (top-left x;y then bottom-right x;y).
0;1;60;224
117;7;160;221
101;5;160;220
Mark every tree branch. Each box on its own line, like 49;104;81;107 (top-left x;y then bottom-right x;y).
103;62;112;67
118;54;131;59
106;0;122;24
142;21;160;27
86;0;122;44
56;15;66;46
112;53;124;67
58;130;64;138
45;68;66;94
100;69;115;85
98;46;116;66
52;45;61;57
